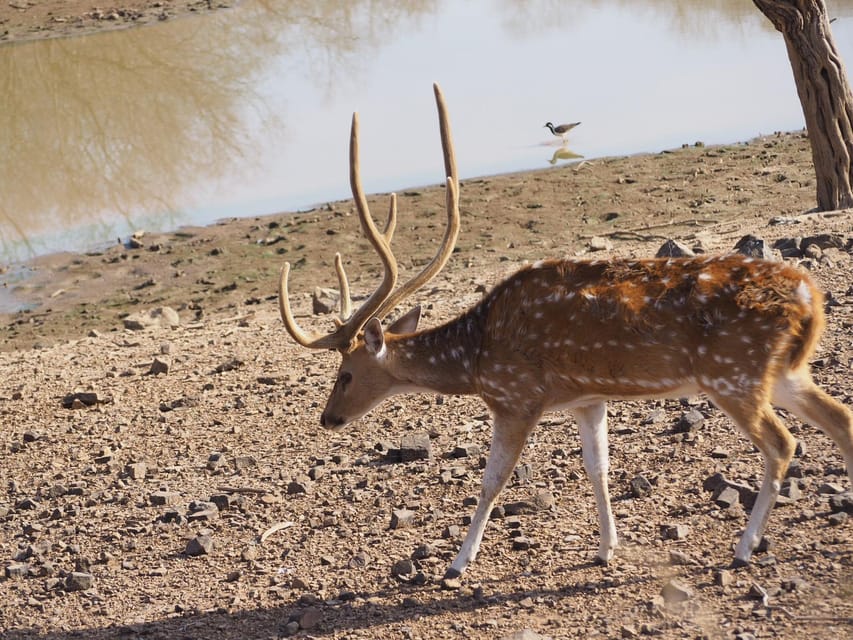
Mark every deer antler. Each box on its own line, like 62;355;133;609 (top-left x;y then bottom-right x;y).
278;83;458;350
374;84;459;320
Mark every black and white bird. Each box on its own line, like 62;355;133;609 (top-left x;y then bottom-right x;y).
544;121;581;141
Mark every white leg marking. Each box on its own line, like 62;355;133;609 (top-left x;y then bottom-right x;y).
573;402;618;563
447;415;536;579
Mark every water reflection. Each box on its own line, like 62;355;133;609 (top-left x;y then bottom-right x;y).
548;146;584;166
0;0;436;264
0;17;267;263
0;0;852;266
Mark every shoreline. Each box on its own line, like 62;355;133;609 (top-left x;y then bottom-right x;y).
2;129;852;352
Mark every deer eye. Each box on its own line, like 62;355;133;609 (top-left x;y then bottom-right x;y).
338;372;352;388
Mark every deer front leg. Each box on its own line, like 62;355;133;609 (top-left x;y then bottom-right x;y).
572;402;618;564
444;413;537;583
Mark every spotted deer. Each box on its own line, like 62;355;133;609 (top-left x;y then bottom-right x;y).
279;84;853;585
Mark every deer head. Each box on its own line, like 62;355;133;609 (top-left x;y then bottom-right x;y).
278;83;460;429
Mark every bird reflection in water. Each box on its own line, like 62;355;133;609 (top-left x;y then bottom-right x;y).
548;145;583;165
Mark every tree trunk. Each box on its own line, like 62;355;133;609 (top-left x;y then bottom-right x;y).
753;0;853;210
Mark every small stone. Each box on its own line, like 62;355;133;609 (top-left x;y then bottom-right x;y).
747;581;769;604
714;569;734;587
5;563;30;579
125;462;147;480
441;576;462;590
675;409;704;433
65;572;94;591
400;433;431;462
390;509;416;529
443;525;461;539
818;482;844;495
827;511;848;526
511;536;535;550
499;630;553;640
209;494;232;511
661;579;692;603
233;455;256;471
713;486;741;509
779;479;802;502
588;236;612;252
513;463;534;484
149;357;170;375
629;475;653;498
828;491;853;514
22;431;42;443
782;576;809;592
452;443;481;458
734;234;774;260
61;392;99;409
185;534;213;556
312;287;340;315
123;306;180;331
656;239;694;258
298;606;322;630
661;523;689;540
283;620;300;635
149;490;181;506
710;446;729;459
391;558;416;580
287;478;311;495
411;543;435;560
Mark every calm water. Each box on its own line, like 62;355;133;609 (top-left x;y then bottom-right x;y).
1;0;853;266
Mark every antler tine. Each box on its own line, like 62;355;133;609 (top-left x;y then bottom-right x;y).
384;192;397;243
333;253;352;323
433;83;458;192
335;112;399;343
374;83;460;320
278;262;350;349
333;189;393;324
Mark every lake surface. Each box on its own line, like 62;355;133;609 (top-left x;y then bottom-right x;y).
1;0;853;266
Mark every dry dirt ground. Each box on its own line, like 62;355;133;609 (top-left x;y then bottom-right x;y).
0;0;230;42
1;7;853;640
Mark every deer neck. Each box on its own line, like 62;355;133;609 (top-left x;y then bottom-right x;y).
387;311;481;396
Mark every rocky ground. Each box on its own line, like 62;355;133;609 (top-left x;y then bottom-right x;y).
1;8;852;637
0;124;851;640
0;0;231;42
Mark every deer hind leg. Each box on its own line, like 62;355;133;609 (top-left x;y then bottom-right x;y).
572;402;618;563
772;368;853;486
445;412;537;581
709;392;796;565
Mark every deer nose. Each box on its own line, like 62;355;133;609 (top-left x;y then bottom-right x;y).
320;412;345;429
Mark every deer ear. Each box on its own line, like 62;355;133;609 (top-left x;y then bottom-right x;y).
363;317;386;355
387;305;421;335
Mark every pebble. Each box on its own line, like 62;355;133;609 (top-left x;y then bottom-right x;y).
500;628;554;640
829;491;853;513
734;234;774;260
675;409;704;433
65;572;94;591
5;563;29;579
400;432;431;462
149;357;170;375
661;523;689;540
390;509;416;529
452;442;481;458
298;605;322;630
185;534;213;556
149;490;181;506
661;579;692;603
656;239;695;257
125;462;147;480
629;475;653;498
